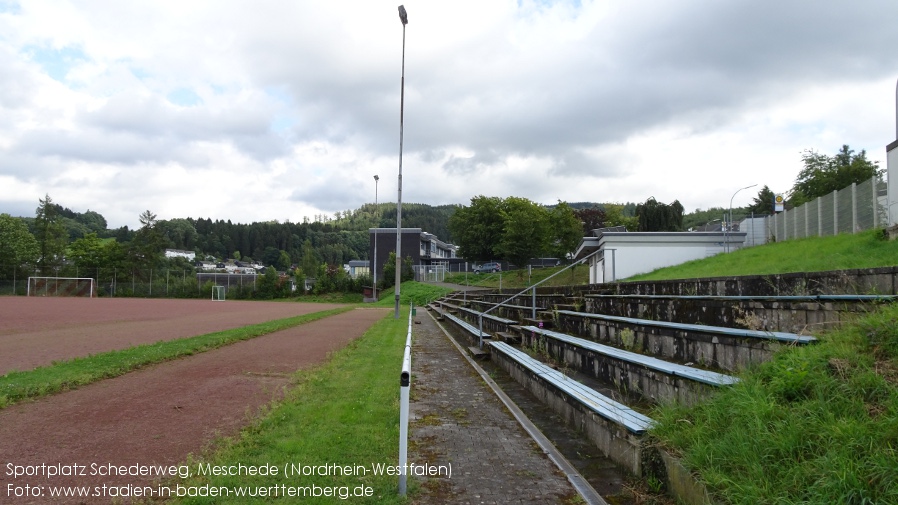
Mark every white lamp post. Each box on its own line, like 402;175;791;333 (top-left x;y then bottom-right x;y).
727;184;757;252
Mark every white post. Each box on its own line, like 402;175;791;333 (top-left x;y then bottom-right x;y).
851;182;858;233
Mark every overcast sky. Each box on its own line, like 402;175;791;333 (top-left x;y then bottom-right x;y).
1;0;897;230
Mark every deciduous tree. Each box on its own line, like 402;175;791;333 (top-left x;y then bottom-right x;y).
549;201;582;261
0;213;39;278
573;206;606;234
448;196;504;261
790;145;882;206
68;233;107;271
496;197;550;277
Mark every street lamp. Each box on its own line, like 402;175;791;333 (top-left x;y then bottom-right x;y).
727;184;757;252
373;175;379;302
394;4;408;319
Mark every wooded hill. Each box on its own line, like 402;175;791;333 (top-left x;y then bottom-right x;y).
19;202;460;268
18;200;642;269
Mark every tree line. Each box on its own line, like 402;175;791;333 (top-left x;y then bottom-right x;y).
0;143;881;293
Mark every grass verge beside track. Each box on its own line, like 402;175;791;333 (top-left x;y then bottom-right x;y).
170;307;410;504
0;306;354;410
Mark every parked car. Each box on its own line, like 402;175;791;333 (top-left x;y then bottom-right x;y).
474;261;501;274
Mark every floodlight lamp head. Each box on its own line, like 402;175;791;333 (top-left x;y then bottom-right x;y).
374;174;379;182
398;5;408;25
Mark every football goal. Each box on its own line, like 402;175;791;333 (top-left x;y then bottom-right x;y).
27;277;97;298
212;285;226;301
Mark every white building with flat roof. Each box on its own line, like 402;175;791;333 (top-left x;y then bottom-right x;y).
165;249;196;261
573;229;746;284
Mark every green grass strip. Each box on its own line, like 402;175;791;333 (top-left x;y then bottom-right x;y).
369;280;453;308
169;307;411;504
0;306;354;409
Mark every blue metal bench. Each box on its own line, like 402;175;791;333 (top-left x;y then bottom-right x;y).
455;305;517;325
521;325;737;387
489;341;654;434
441;311;491;340
556;310;816;344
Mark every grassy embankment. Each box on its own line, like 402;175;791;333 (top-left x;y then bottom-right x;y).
628;229;898;281
443;263;590;289
639;231;898;504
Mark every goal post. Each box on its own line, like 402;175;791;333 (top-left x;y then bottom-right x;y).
212;285;226;301
27;277;97;298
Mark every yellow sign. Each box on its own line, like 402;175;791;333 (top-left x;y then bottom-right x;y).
774;194;785;212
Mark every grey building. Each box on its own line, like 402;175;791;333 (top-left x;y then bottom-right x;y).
369;228;458;281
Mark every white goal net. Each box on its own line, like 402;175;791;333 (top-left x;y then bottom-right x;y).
212;285;226;301
27;277;97;298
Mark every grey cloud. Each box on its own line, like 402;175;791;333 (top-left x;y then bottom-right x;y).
288;182;366;214
14;128;191;165
400;0;898;169
442;150;505;175
78;92;290;161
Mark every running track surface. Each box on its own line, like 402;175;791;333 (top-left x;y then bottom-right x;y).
0;297;348;374
0;303;390;503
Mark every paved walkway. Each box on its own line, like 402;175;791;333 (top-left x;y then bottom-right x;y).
408;307;599;504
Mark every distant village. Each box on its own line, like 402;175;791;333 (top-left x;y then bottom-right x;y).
165;249;268;275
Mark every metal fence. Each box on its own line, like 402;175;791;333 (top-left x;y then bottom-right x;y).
0;266;259;298
413;264;448;283
767;176;887;242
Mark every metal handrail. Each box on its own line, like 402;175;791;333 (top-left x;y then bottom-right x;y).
398;303;413;495
477;247;606;348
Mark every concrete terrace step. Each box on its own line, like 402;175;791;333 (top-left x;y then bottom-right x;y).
467;346;489;360
441;311;491;340
495;331;522;344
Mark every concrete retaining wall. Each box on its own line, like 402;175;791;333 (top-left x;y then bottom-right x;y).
583;295;883;333
554;312;784;372
532;266;898;297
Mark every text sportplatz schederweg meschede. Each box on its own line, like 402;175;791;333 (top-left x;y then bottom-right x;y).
5;461;452;480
